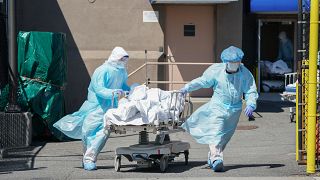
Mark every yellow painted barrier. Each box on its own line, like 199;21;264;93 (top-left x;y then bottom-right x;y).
307;0;319;173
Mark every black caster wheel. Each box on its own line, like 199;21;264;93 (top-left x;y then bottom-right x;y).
160;155;168;172
114;155;121;172
184;150;189;165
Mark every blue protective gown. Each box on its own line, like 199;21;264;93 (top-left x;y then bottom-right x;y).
53;59;129;162
181;63;258;150
278;39;293;68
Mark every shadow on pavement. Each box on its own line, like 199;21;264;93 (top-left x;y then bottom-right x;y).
224;163;285;172
255;100;295;113
109;133;141;139
0;141;47;173
106;161;206;173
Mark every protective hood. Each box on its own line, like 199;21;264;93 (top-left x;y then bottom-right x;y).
107;47;129;68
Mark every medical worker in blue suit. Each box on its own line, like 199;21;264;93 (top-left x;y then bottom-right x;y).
54;47;131;171
277;31;293;69
180;46;259;172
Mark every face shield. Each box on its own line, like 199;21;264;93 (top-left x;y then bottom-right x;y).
117;56;129;68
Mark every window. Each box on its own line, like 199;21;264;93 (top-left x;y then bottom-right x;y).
184;25;195;37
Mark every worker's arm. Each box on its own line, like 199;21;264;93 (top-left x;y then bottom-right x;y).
122;82;130;92
184;64;217;92
91;71;115;100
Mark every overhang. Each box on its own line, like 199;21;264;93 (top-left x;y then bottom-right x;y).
250;0;310;13
150;0;238;4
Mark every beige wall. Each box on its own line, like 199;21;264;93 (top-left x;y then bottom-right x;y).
162;1;243;97
16;0;243;111
164;5;214;97
17;0;164;113
216;0;243;61
18;0;164;51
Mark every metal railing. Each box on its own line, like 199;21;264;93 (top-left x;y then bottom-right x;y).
128;53;213;89
285;72;298;86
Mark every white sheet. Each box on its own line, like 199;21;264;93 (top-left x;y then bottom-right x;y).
104;85;185;126
260;60;292;74
271;60;292;74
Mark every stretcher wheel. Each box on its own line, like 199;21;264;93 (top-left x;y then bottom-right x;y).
160;155;168;172
184;150;189;165
114;155;121;172
290;114;295;123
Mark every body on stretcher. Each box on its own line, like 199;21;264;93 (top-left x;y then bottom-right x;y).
104;88;192;172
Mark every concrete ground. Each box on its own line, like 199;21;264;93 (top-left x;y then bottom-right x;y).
0;95;314;179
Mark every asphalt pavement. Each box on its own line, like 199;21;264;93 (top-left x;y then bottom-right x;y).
0;96;312;179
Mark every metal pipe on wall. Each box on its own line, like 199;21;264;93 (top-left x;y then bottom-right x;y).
0;1;8;88
6;0;20;112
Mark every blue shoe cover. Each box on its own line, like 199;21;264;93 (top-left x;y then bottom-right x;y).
208;159;212;168
83;162;97;171
207;152;212;167
211;159;224;172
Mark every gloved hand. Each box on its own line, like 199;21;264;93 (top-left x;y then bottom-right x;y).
180;87;188;95
114;89;125;96
244;105;254;117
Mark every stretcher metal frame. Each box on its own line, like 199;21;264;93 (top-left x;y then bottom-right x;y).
109;91;192;172
281;72;298;122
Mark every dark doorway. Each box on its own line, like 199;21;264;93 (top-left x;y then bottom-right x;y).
259;21;295;93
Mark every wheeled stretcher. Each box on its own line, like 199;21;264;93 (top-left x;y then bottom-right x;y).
106;90;192;172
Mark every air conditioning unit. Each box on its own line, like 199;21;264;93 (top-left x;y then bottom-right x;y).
0;112;32;151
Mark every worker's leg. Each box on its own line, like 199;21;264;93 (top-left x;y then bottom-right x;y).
208;144;223;162
208;144;224;172
82;108;110;170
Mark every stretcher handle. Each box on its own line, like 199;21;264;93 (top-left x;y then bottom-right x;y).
169;91;188;127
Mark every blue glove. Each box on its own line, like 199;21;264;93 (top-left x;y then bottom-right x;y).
180;87;188;95
244;105;254;117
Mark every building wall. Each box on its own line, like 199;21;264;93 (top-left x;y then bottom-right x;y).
216;0;243;61
17;0;164;113
164;5;215;97
15;0;243;112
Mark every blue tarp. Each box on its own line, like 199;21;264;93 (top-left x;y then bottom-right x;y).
250;0;310;13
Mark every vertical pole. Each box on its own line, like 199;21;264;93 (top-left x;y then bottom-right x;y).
307;0;319;174
296;77;300;159
0;1;8;88
7;0;20;112
257;20;262;93
145;50;148;86
171;62;173;90
297;0;303;162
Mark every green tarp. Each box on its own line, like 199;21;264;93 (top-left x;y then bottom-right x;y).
0;31;68;141
18;31;67;87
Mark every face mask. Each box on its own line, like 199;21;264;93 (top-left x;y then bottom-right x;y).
114;56;128;68
227;62;240;72
114;62;126;68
